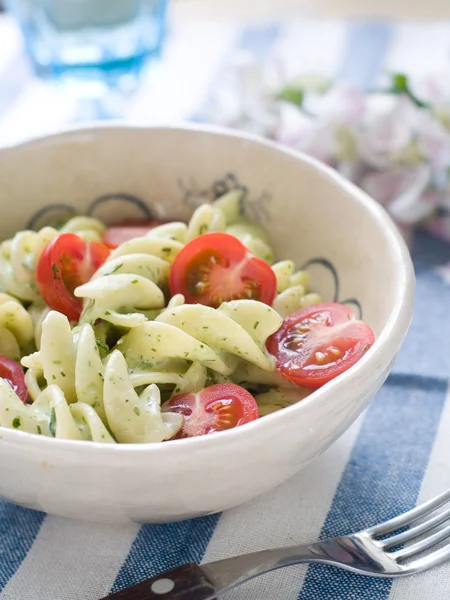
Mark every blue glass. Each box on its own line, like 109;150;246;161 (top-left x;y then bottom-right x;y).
6;0;168;115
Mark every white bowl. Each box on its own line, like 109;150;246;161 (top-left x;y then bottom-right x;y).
0;124;414;523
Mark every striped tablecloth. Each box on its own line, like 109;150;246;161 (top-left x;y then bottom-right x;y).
1;13;450;600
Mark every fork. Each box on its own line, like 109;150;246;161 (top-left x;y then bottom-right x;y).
102;488;450;600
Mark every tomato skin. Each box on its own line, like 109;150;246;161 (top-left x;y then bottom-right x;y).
267;302;375;389
169;232;276;308
36;233;110;322
162;383;259;438
0;356;28;403
103;219;168;248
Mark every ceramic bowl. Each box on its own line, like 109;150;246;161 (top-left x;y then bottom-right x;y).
0;124;414;523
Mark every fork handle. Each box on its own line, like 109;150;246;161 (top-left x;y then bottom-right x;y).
100;563;218;600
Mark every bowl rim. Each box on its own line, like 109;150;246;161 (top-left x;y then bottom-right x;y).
0;122;415;454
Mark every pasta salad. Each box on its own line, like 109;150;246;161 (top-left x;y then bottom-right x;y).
0;191;374;444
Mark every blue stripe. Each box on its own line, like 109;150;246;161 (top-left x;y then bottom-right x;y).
394;231;450;380
336;21;393;90
190;23;281;122
0;502;44;591
297;375;447;600
111;515;219;593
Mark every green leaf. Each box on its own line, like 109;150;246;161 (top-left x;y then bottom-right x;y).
277;85;304;108
389;73;429;109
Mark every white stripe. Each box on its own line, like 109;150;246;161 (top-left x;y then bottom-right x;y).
0;15;22;75
389;383;450;600
202;414;364;600
0;517;139;600
271;19;346;80
386;23;450;75
126;21;240;123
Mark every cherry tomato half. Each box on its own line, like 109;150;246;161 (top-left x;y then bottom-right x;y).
267;302;375;389
102;219;168;249
169;232;276;308
36;233;110;322
162;383;259;438
0;355;28;403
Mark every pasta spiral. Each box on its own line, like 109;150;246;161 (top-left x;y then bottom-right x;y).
118;300;282;396
12;311;182;443
0;293;34;360
0;217;105;303
272;260;321;318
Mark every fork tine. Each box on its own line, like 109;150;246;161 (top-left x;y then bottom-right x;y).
381;506;450;550
404;539;450;575
392;522;450;560
367;488;450;537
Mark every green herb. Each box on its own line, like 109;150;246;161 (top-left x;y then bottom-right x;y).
104;311;111;316
108;263;123;275
52;263;61;280
203;326;209;330
151;348;157;352
184;352;189;358
52;360;62;365
12;417;21;429
61;371;66;377
98;372;104;381
253;321;259;329
162;247;171;253
37;425;42;435
131;279;138;284
133;406;141;416
49;409;56;437
96;338;109;353
198;224;208;235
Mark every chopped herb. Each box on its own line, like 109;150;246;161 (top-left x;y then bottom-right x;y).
52;375;56;380
61;371;66;377
198;224;208;234
52;360;62;365
200;344;204;349
101;434;105;439
222;337;227;341
37;425;42;435
49;408;56;437
12;417;21;429
131;279;138;284
104;311;111;316
108;263;123;275
133;406;141;416
151;348;157;352
98;372;104;381
52;263;60;280
254;321;260;329
96;338;109;352
162;247;171;253
174;387;181;394
203;326;209;330
184;352;189;358
362;344;371;355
